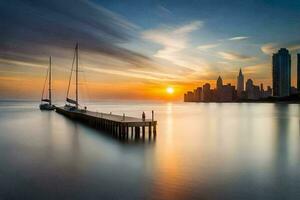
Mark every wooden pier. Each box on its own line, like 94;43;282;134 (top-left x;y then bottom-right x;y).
53;45;157;141
55;106;157;140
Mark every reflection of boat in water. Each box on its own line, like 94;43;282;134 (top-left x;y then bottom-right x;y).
40;56;55;110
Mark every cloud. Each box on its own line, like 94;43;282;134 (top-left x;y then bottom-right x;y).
142;21;206;70
289;44;300;51
157;5;172;17
261;42;300;55
128;69;182;79
142;21;202;52
173;21;203;34
218;51;255;61
217;61;229;65
0;1;205;88
85;66;175;82
0;0;149;66
0;58;46;69
260;43;277;55
228;36;249;41
197;43;219;50
242;63;271;79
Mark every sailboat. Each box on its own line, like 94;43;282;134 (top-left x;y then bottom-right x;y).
64;43;85;111
56;43;88;118
40;56;55;110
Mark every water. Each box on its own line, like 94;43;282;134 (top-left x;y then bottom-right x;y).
0;101;299;199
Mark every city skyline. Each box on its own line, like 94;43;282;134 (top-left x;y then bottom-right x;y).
1;0;300;101
184;67;274;102
184;49;299;102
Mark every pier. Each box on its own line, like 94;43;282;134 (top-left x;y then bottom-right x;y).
56;106;157;140
53;44;157;141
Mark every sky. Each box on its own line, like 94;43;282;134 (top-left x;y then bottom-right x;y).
0;0;300;101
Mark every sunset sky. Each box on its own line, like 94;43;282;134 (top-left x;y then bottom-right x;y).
1;0;300;101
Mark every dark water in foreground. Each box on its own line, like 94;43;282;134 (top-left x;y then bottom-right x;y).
0;102;299;200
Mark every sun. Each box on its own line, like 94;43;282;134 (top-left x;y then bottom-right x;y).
166;87;174;94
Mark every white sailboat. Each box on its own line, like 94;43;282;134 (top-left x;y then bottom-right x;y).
64;43;84;111
40;56;55;110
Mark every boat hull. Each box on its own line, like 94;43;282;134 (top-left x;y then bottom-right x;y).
39;104;55;111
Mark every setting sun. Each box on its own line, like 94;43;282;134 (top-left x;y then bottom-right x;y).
166;87;174;94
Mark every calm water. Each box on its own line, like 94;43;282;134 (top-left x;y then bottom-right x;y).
0;101;300;199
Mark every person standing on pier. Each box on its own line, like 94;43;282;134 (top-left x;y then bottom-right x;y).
142;112;146;121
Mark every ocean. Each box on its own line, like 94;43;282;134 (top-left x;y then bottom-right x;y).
0;101;299;199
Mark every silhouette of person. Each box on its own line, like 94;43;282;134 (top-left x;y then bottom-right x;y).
142;112;145;121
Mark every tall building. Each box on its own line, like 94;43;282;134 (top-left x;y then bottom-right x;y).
220;84;235;102
237;68;244;98
298;54;300;92
194;87;202;102
246;79;253;95
246;79;260;100
272;48;291;97
184;91;194;102
202;83;211;102
217;76;223;91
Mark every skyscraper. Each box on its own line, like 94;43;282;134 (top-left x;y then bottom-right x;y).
202;83;211;102
272;48;291;97
237;68;244;98
297;53;300;92
217;76;223;91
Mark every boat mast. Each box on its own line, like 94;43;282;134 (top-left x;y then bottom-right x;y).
75;43;78;109
49;56;52;105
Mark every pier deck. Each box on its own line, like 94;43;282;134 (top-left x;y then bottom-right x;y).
55;106;157;139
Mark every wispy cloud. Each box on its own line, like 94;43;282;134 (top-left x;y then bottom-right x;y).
261;43;277;55
85;66;174;82
0;58;46;69
197;43;219;50
173;21;203;34
261;42;300;55
142;21;202;52
0;0;148;66
157;5;172;17
142;21;207;71
218;51;255;61
128;69;182;79
228;36;249;41
243;63;271;79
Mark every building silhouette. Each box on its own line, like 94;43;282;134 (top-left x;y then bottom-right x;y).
220;84;235;101
272;48;291;97
194;87;202;102
237;68;244;98
202;83;211;102
298;54;300;92
260;84;272;98
291;86;298;94
184;91;194;102
217;76;223;91
246;79;260;100
216;76;223;101
215;76;235;101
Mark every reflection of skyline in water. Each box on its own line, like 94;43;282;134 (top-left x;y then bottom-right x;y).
0;102;299;199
